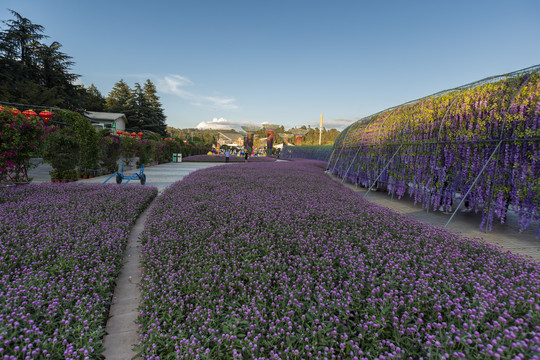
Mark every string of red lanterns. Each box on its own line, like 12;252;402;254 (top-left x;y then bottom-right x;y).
0;108;174;142
1;107;54;122
114;130;145;138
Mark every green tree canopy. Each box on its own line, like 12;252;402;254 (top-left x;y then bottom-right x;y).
143;79;166;135
106;79;167;135
83;84;106;111
0;10;87;109
106;79;132;113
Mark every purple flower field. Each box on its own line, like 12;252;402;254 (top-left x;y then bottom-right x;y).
0;183;157;359
183;155;276;163
139;160;540;359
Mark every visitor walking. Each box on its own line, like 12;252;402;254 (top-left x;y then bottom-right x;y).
225;150;230;162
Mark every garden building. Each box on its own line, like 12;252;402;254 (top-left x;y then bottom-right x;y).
85;111;127;132
217;132;244;146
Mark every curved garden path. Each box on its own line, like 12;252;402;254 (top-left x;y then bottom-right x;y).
102;206;149;359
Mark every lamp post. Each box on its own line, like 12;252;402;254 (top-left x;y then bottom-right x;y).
319;113;323;145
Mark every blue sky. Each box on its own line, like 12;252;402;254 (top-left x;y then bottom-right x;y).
1;0;539;131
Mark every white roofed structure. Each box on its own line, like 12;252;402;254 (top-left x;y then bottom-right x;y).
84;111;127;132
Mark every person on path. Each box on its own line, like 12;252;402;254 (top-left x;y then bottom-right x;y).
225;150;230;162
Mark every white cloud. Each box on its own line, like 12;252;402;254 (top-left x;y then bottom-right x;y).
196;118;260;131
157;74;238;110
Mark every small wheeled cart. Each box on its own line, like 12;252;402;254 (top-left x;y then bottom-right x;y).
103;163;146;185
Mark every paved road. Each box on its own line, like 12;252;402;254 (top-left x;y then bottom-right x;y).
27;160;227;193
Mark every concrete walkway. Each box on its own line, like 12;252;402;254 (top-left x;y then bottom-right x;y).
329;174;540;262
29;161;229;358
28;160;226;192
101;207;149;359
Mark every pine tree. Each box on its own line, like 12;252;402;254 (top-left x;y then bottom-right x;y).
142;79;166;135
0;10;46;72
84;84;106;111
128;82;154;131
106;79;132;113
0;10;82;108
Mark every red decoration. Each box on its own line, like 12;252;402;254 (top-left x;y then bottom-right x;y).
116;130;123;136
137;132;144;138
22;110;37;118
11;108;21;116
123;132;130;136
39;110;53;123
131;132;137;137
0;106;3;111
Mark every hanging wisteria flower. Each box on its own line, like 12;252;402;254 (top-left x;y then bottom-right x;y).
329;70;540;233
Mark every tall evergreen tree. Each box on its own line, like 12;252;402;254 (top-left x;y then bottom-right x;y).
0;10;46;72
0;10;82;108
83;84;106;111
128;82;153;131
105;79;132;113
142;79;167;135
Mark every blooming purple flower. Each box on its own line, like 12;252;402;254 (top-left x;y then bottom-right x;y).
137;160;540;358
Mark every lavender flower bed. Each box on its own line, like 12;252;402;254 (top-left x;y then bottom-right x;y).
0;183;157;359
183;154;276;163
139;160;540;359
279;145;333;162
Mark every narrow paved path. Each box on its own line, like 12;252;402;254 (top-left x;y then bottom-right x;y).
102;207;151;359
76;162;226;359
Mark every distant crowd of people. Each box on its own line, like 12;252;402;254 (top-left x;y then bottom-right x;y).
210;146;269;159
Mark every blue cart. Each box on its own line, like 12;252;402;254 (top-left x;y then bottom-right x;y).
103;163;146;185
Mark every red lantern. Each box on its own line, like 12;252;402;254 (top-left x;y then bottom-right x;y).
137;132;144;138
169;138;173;141
0;106;3;112
22;110;37;118
123;132;130;136
11;108;21;116
39;110;53;123
116;130;123;136
131;132;137;137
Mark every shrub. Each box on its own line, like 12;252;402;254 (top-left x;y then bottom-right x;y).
120;136;138;166
137;139;152;166
0;109;45;182
42;129;79;180
99;135;122;173
53;110;100;172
